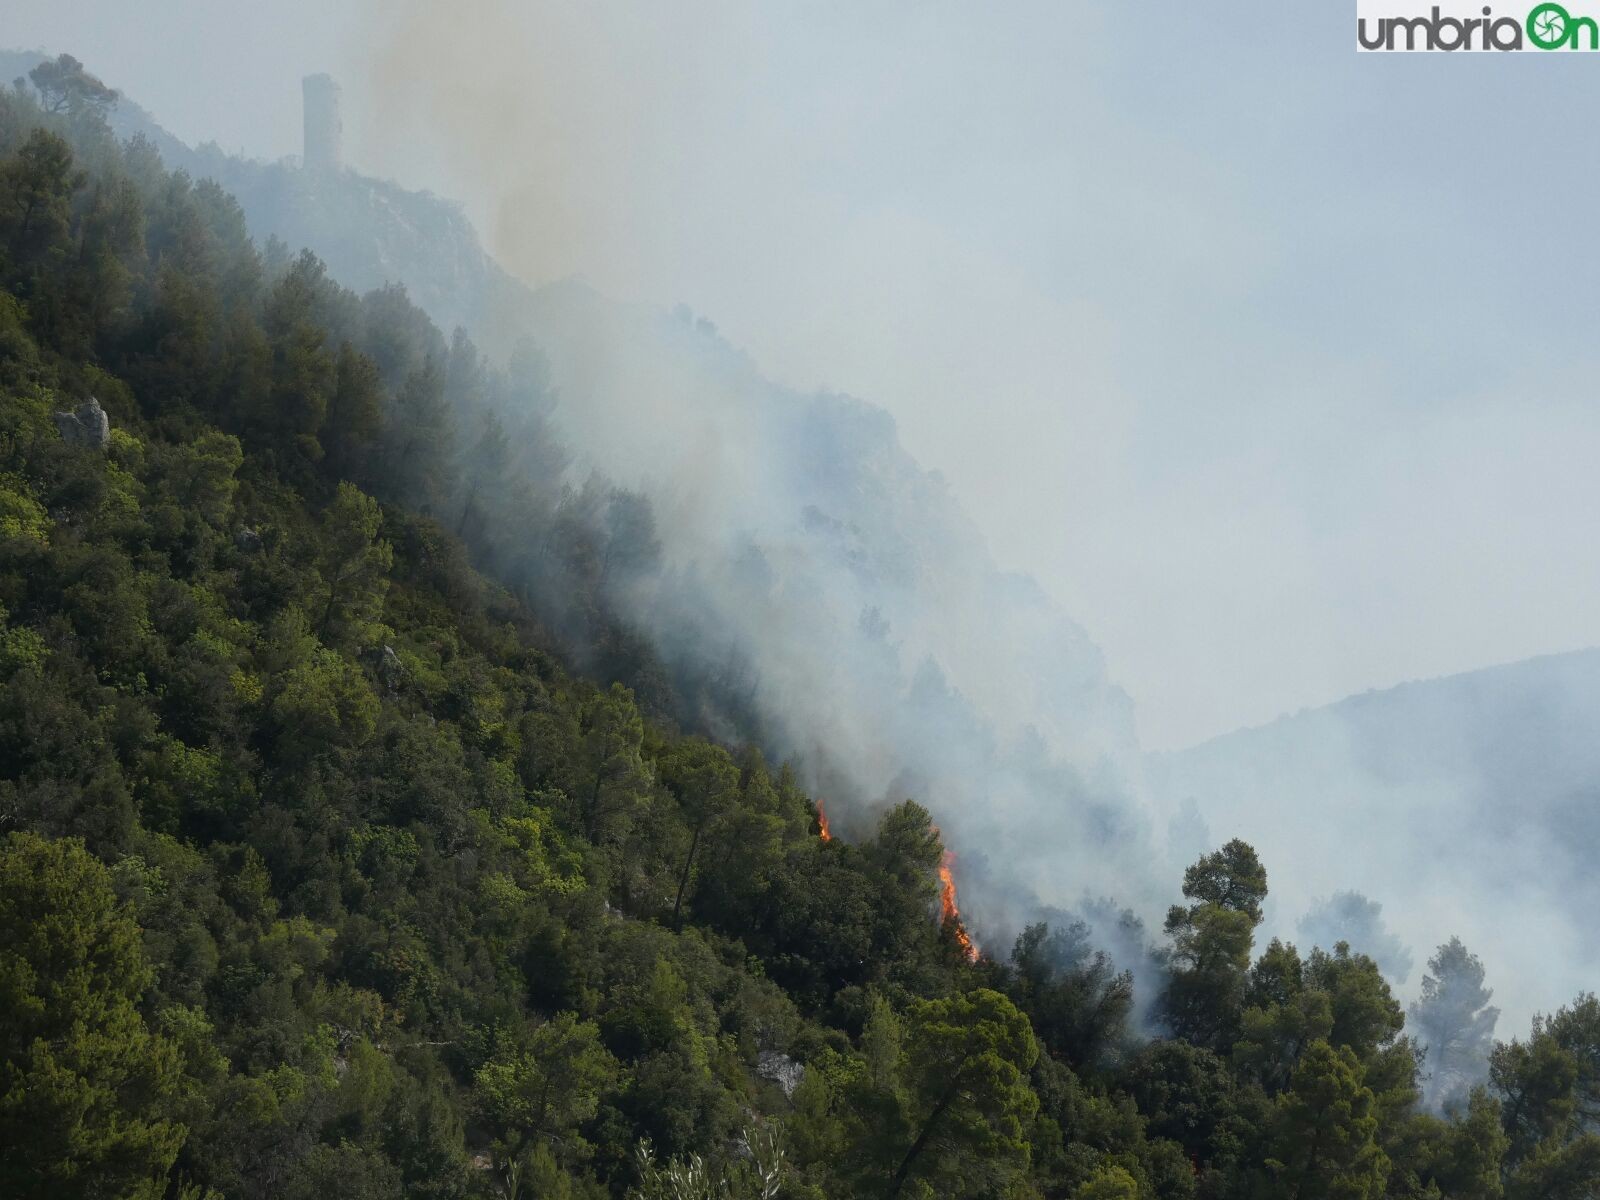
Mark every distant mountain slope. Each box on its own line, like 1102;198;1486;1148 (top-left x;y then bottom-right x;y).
1158;648;1600;804
1150;649;1600;1021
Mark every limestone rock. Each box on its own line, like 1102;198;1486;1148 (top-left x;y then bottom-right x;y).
756;1050;805;1098
376;644;404;692
53;398;111;451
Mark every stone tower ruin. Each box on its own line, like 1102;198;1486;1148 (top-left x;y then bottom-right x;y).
302;74;342;172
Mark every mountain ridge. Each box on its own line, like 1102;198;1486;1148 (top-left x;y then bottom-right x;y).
1156;644;1600;759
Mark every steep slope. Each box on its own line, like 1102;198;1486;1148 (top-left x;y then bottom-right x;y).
508;283;1150;924
76;68;1156;937
0;88;1036;1197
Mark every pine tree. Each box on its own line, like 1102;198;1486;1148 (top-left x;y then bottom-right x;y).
0;833;185;1199
1162;839;1267;1051
1265;1040;1389;1200
1411;937;1499;1112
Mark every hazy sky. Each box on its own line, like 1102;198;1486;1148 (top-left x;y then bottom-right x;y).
13;1;1600;749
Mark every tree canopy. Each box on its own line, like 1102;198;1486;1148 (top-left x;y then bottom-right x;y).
0;66;1596;1200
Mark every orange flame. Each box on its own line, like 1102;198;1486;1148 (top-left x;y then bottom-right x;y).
816;799;832;842
939;850;979;962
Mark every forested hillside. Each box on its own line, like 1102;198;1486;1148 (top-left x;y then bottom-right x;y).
0;47;1155;933
8;56;1600;1200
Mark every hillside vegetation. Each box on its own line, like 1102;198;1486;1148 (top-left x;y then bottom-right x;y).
1149;649;1600;1030
5;57;1600;1200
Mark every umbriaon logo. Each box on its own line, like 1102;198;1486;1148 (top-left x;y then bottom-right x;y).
1357;2;1600;49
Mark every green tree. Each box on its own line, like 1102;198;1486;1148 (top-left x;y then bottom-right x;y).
1121;1039;1258;1180
266;615;380;759
474;1012;618;1157
657;738;739;927
1416;1087;1506;1200
599;489;660;591
1492;1029;1579;1169
0;832;185;1199
1180;837;1267;921
880;988;1040;1199
324;342;383;480
1074;1164;1141;1200
315;481;392;643
1505;1134;1600;1200
1411;937;1500;1112
1162;839;1267;1051
1304;942;1404;1063
384;357;455;512
864;800;945;976
575;683;651;847
455;409;511;538
28;54;119;120
254;250;337;476
686;750;793;937
56;175;144;354
1264;1040;1389;1200
1542;993;1600;1128
1234;937;1335;1096
1008;921;1134;1069
151;429;243;528
0;128;82;277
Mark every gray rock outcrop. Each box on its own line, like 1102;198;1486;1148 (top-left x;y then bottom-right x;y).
756;1050;805;1099
53;398;111;450
376;644;404;692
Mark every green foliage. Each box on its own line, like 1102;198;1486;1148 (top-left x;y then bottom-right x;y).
1073;1164;1141;1199
0;832;184;1199
267;621;381;758
1394;1088;1506;1200
1506;1134;1600;1200
1007;920;1135;1070
832;988;1039;1199
0;76;1580;1200
28;55;119;122
1411;936;1501;1113
0;471;48;541
1162;839;1267;1051
475;1012;618;1157
0;129;82;275
1493;1028;1580;1168
315;481;392;644
1178;837;1267;923
1263;1041;1389;1199
657;737;740;925
1122;1039;1256;1182
1540;992;1600;1127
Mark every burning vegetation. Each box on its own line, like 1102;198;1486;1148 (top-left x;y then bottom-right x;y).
939;850;980;962
818;806;976;960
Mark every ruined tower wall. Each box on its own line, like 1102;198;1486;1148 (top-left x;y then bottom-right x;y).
303;74;342;172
